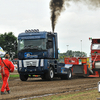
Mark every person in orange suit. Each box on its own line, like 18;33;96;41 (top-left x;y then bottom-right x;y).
0;54;14;95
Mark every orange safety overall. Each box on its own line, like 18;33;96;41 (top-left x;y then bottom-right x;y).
0;58;14;92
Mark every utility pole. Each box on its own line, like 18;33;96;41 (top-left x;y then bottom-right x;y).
66;45;69;57
81;40;82;57
66;45;69;51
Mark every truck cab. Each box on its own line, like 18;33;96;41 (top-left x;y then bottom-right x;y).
17;29;71;81
18;30;58;60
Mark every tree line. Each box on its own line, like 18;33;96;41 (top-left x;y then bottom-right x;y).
58;50;87;63
0;32;17;59
59;50;87;59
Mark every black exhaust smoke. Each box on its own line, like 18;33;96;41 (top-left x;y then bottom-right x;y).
50;0;100;33
50;0;65;32
66;0;100;8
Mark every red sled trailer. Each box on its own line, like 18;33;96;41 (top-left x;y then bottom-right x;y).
64;38;100;77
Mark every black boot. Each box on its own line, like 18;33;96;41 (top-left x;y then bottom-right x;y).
1;92;6;95
7;90;10;94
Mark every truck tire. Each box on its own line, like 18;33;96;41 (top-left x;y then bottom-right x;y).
20;74;28;81
45;67;54;81
66;69;72;80
61;69;72;80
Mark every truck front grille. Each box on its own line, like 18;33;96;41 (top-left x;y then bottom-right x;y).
23;59;39;67
26;61;37;66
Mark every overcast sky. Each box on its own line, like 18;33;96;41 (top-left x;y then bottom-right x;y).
0;0;100;56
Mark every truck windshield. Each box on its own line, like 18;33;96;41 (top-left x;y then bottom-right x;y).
18;39;47;51
92;44;100;50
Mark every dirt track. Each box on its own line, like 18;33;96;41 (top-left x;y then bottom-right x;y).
0;73;100;100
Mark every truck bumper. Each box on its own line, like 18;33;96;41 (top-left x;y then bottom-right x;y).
18;67;48;75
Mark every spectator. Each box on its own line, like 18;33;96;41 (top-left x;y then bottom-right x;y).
0;54;14;95
13;61;17;70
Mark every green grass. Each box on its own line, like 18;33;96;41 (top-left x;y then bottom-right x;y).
0;74;38;78
33;89;100;100
9;74;19;77
0;74;19;78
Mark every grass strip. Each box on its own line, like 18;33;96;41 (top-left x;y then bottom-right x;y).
0;74;19;78
0;74;39;78
9;74;19;78
33;89;100;100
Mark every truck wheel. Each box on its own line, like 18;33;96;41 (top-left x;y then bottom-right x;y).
20;74;28;81
46;67;54;81
61;69;72;80
66;69;72;80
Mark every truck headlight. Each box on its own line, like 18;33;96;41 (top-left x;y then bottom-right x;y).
19;60;22;67
40;59;44;67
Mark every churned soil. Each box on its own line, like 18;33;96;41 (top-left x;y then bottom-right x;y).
0;72;100;100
